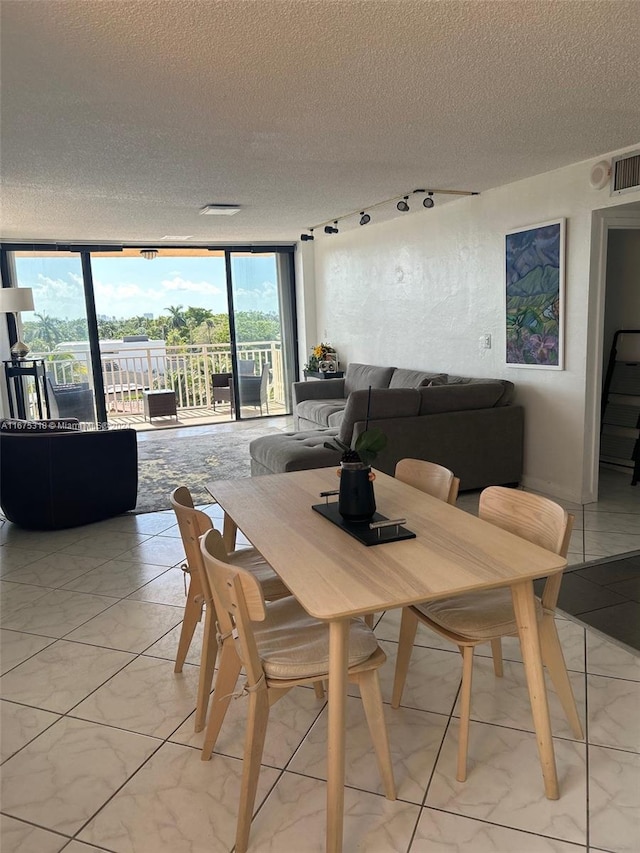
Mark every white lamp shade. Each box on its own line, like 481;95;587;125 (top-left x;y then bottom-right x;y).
0;287;35;313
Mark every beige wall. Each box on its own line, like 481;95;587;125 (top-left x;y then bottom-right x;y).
299;145;640;504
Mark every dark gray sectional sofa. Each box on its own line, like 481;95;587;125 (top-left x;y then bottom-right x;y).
249;363;524;491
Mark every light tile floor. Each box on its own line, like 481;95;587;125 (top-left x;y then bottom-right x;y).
1;467;639;852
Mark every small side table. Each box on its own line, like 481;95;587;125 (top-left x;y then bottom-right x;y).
3;359;51;420
143;389;178;422
303;370;344;381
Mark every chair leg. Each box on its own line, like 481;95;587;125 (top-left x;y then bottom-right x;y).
539;616;584;739
356;670;396;800
174;572;204;673
201;641;242;761
313;680;326;699
364;613;374;628
490;638;504;677
235;688;270;853
456;645;475;783
391;608;419;709
194;603;217;732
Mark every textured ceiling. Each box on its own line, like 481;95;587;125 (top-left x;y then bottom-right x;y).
1;0;639;245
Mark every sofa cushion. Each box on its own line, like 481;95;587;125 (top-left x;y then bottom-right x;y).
344;363;396;395
250;429;342;473
338;388;421;444
418;382;509;415
389;369;448;388
446;377;515;403
295;399;347;428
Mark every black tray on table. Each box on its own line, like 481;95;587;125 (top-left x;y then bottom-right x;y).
312;503;416;546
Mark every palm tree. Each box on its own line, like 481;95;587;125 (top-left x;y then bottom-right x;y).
34;312;62;350
164;305;186;329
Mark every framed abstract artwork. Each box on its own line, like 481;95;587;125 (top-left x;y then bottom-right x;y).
505;218;565;369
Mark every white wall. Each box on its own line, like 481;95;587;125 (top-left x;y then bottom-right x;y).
303;146;640;504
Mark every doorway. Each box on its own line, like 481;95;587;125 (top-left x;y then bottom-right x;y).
586;203;640;499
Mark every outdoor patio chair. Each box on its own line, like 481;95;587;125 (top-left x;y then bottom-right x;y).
238;362;270;415
211;372;234;413
46;375;95;422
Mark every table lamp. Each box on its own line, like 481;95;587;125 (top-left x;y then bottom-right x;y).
0;287;35;359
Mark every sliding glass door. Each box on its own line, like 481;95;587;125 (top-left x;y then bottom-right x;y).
10;251;98;424
228;251;297;419
2;245;297;427
89;250;231;423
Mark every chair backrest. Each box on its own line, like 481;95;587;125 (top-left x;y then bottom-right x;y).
259;363;271;401
212;372;233;389
238;359;256;375
170;486;215;596
200;528;267;687
395;458;459;505
478;486;574;609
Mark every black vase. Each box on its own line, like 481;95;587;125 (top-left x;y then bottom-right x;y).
338;462;376;522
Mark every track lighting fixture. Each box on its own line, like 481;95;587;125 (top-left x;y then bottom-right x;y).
304;186;479;240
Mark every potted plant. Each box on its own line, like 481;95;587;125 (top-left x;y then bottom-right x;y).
324;388;387;522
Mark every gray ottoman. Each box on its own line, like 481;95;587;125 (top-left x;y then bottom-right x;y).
250;429;343;475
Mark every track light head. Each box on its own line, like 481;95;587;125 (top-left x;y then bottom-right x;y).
300;233;315;241
397;196;410;212
423;192;435;209
324;222;339;234
359;212;371;226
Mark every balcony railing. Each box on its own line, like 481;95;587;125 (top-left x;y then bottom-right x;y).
34;341;285;419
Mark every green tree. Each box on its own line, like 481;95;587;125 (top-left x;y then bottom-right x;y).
185;307;214;327
33;313;62;350
165;305;186;329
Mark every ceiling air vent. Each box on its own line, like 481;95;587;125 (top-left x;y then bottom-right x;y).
611;150;640;195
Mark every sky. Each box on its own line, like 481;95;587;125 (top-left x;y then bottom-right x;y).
14;255;280;321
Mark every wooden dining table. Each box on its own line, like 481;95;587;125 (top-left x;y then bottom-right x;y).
207;467;567;853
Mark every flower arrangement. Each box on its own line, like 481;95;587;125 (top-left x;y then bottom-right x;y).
305;342;336;372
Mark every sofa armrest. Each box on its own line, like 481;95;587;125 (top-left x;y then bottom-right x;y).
292;377;346;406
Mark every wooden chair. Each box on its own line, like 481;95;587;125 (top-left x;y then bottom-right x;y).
170;486;289;731
394;458;460;505
199;528;396;853
358;458;460;628
391;486;583;782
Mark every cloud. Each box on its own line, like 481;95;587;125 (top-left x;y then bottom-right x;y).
160;276;223;295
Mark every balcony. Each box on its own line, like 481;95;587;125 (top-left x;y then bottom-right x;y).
33;341;288;429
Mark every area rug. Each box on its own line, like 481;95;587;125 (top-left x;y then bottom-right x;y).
135;424;282;514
